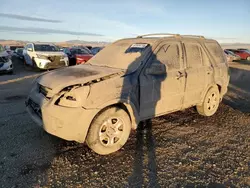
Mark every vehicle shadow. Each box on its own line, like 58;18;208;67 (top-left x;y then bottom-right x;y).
233;60;250;65
128;120;159;188
223;66;250;113
117;44;167;187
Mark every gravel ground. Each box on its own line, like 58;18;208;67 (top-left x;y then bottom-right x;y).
0;59;250;187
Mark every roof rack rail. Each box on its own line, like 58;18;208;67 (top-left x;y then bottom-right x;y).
137;33;205;39
137;33;180;38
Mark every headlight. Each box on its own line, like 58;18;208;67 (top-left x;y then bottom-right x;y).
36;54;48;59
56;86;90;108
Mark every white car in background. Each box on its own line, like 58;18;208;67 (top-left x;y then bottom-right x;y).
0;44;13;74
23;43;69;70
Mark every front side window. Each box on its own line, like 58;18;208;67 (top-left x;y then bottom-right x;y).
152;44;180;70
0;44;4;52
34;44;58;52
205;42;225;63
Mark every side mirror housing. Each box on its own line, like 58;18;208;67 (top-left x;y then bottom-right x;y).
27;48;33;52
146;64;166;75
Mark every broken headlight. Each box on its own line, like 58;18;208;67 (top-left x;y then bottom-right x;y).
36;54;48;59
56;86;90;108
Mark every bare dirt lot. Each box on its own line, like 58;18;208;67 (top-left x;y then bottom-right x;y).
0;58;250;187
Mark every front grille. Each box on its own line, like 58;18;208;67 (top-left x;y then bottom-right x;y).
0;56;8;63
38;84;50;98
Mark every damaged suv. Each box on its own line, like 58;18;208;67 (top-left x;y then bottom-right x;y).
26;34;229;155
23;43;69;69
0;44;13;74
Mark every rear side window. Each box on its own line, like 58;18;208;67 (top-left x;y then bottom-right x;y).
153;44;180;70
205;42;225;63
185;43;203;68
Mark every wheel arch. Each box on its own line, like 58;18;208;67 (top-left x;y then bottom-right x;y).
89;99;140;131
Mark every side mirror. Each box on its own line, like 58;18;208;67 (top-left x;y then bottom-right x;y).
146;64;166;75
27;48;33;52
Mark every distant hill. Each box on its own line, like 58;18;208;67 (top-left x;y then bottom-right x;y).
1;39;250;49
221;43;250;49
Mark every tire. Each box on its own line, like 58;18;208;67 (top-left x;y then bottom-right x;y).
247;57;250;61
8;70;13;74
196;86;220;116
86;107;131;155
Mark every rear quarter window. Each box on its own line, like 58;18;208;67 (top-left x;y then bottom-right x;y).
205;42;226;63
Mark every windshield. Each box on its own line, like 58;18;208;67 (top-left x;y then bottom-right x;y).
88;40;153;71
17;48;23;54
34;44;59;52
70;48;90;55
0;45;4;52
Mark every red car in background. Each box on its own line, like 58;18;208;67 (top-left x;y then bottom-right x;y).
64;47;93;66
226;49;250;60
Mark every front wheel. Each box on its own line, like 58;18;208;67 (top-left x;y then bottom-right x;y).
247;56;250;61
196;86;220;116
86;107;131;155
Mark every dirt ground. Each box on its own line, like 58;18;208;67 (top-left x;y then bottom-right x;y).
0;58;250;187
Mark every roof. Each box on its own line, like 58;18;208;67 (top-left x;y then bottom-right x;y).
116;33;216;46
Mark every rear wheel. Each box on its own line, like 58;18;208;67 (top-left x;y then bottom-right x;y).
247;56;250;61
86;107;131;155
197;86;220;116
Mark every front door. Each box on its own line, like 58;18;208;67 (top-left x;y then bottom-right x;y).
24;44;33;65
139;41;186;119
183;42;213;107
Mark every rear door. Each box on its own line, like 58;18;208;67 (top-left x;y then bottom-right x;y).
183;42;213;107
204;42;229;88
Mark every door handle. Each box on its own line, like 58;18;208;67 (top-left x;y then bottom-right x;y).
207;67;213;75
176;71;185;79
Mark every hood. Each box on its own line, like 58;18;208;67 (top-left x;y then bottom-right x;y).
37;64;123;93
36;51;65;56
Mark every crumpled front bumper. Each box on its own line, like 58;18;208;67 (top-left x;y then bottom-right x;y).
34;57;69;69
25;84;98;143
0;60;13;72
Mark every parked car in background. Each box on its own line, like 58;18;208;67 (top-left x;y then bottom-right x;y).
226;49;250;60
85;46;92;50
64;47;93;65
237;48;250;54
72;46;92;54
26;34;229;155
10;46;23;53
224;49;241;62
23;43;69;69
14;48;24;60
0;44;13;74
91;47;104;55
4;45;12;56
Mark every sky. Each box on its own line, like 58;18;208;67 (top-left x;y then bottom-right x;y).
0;0;249;43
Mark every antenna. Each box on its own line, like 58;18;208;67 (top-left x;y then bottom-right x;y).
137;33;180;38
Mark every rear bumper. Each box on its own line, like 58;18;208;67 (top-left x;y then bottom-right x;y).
25;85;98;142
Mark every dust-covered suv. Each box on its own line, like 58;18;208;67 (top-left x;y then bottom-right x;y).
26;34;229;155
